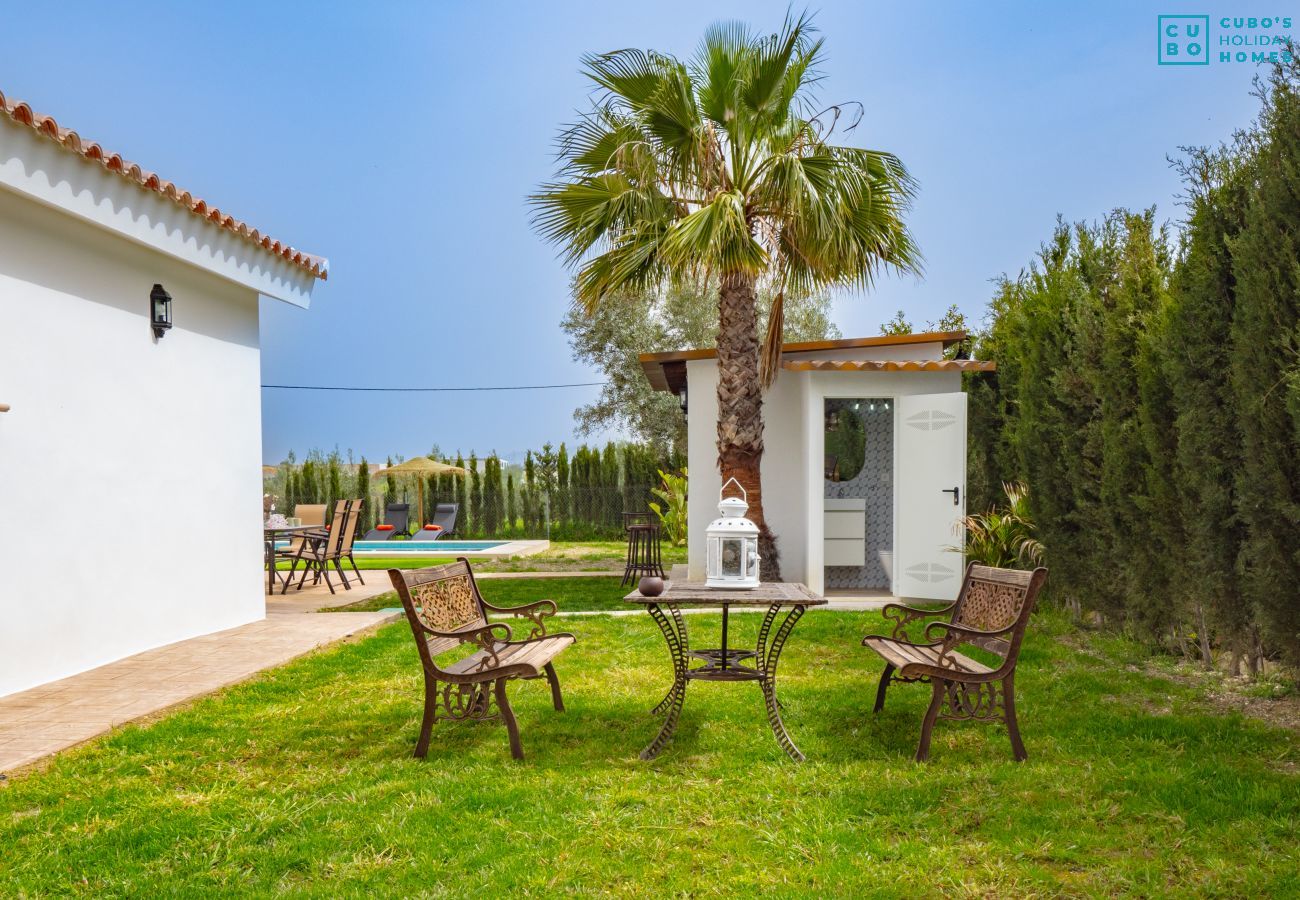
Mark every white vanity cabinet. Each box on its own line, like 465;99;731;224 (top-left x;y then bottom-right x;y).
823;498;867;566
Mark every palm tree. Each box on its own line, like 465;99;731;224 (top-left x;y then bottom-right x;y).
532;13;920;577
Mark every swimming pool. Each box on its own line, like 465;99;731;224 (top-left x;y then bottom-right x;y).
272;540;508;554
354;540;506;553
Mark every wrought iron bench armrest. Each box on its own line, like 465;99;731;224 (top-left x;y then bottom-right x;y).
422;621;514;645
882;601;957;640
481;598;558;639
923;621;1013;643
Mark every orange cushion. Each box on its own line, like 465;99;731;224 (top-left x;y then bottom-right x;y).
376;524;394;531
422;524;443;531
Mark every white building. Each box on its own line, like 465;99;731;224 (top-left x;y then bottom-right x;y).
0;90;327;697
640;332;993;602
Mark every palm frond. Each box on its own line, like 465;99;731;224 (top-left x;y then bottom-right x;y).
532;11;920;359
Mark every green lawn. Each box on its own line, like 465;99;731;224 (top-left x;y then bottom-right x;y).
324;576;633;613
278;540;687;572
2;609;1296;895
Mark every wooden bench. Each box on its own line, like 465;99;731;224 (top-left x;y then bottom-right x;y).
863;563;1047;762
389;559;575;760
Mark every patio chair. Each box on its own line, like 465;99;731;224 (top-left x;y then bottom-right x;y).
274;503;328;562
364;503;410;541
282;499;353;594
410;523;448;540
387;559;575;760
336;498;365;587
428;502;459;537
863;562;1048;762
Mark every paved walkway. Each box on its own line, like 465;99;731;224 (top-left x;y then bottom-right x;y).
0;573;398;775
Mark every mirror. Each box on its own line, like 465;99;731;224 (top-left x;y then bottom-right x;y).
825;402;866;482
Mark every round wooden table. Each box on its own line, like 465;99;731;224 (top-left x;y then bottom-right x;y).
624;580;826;761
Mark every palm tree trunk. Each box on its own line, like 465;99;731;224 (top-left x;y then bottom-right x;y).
716;272;782;581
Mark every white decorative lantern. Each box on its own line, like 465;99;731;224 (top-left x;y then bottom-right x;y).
705;477;761;589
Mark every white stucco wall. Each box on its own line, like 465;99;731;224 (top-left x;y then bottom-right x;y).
684;359;807;582
0;116;320;307
0;184;266;697
685;359;962;593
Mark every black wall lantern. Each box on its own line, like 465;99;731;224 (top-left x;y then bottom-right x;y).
150;283;172;339
678;386;688;415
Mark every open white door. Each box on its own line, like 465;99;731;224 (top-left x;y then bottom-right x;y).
894;392;967;601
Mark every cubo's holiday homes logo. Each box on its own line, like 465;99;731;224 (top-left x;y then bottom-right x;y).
1159;15;1295;65
1159;15;1210;64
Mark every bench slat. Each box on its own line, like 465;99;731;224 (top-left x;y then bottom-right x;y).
441;636;574;677
864;636;994;675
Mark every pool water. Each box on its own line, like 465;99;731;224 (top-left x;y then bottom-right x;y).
354;540;506;553
274;540;507;553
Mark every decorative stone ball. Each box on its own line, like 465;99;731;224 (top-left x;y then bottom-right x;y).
638;576;665;597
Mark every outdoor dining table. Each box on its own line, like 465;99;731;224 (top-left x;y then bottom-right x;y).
624;580;827;761
263;524;324;594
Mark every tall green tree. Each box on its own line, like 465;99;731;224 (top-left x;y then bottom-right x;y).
532;13;920;577
453;453;467;531
383;456;397;515
506;472;517;535
523;450;537;535
1228;59;1300;666
1163;144;1254;666
353;458;372;535
556;443;571;526
468;453;482;537
324;453;343;515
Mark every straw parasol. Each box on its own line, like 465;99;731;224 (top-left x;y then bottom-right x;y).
372;457;467;529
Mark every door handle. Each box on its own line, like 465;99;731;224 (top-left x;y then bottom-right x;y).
942;486;960;506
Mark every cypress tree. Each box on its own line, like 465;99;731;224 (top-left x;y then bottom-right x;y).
1228;60;1300;665
454;453;467;531
524;450;537;536
300;458;321;505
602;442;621;530
556;442;570;528
482;454;502;536
1165;145;1254;666
354;458;372;535
469;453;482;538
966;283;1018;514
999;223;1099;615
506;472;517;536
1116;215;1187;643
383;456;398;514
325;453;343;515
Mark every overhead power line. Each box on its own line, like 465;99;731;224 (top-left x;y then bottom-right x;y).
260;381;608;393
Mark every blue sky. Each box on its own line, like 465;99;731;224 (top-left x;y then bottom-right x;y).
2;2;1271;462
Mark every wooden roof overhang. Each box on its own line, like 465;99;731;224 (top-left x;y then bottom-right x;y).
638;331;977;394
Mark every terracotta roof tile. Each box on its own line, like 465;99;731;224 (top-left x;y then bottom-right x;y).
781;359;995;372
0;89;327;280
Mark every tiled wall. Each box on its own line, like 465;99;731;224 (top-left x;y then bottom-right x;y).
824;399;893;590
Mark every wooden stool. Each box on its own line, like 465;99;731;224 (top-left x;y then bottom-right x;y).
622;514;665;587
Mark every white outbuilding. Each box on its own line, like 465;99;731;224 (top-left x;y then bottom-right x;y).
0;89;327;697
640;331;994;602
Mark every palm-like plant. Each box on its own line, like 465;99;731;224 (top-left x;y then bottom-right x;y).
532;13;920;576
955;482;1045;570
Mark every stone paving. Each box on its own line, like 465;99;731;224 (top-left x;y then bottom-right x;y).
0;575;398;775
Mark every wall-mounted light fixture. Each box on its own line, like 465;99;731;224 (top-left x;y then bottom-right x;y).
150;283;173;339
678;386;688;415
